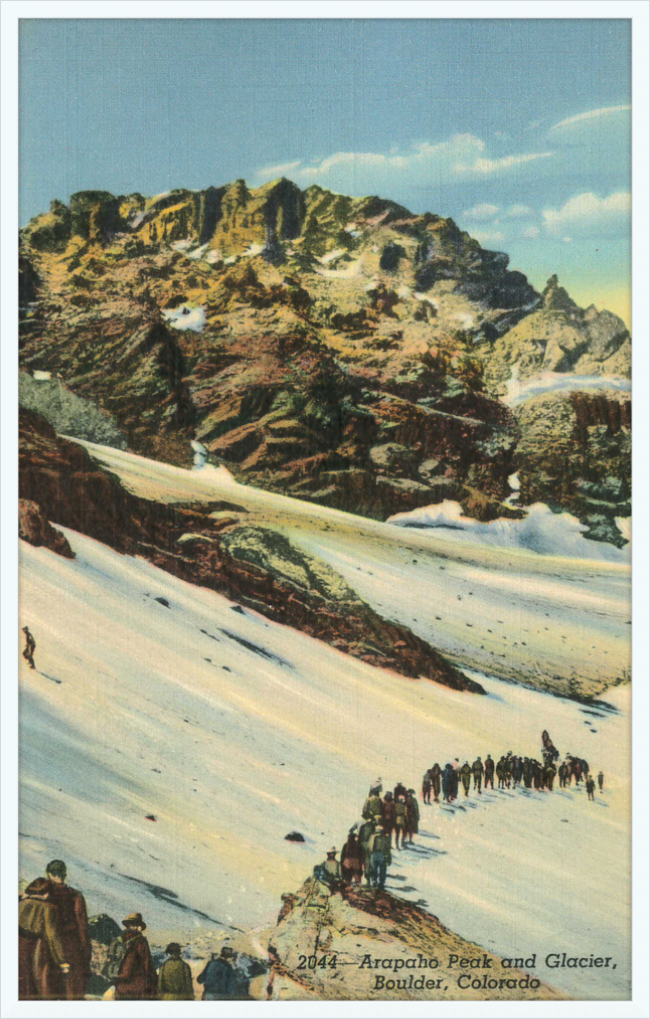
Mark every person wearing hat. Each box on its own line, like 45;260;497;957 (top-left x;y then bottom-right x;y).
157;943;194;1000
197;947;236;1000
368;825;392;889
113;912;157;1000
42;860;91;1000
18;878;68;1000
358;817;377;882
405;789;420;844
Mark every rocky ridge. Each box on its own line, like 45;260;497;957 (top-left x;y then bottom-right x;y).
19;179;630;540
18;407;482;692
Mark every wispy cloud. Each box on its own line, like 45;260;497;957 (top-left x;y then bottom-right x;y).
549;105;631;132
505;203;533;218
256;159;302;179
254;134;555;195
463;202;500;221
542;191;631;238
455;151;553;176
470;228;505;245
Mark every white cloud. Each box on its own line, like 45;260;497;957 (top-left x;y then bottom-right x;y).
542;191;631;239
550;105;631;132
470;228;505;246
523;225;540;239
255;134;556;196
563;237;573;244
463;202;500;221
256;160;302;179
454;151;553;176
505;203;533;218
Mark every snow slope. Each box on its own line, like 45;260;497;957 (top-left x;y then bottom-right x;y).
387;500;630;563
70;440;631;694
20;526;630;999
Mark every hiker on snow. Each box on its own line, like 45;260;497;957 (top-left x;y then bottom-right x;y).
380;791;396;845
358;817;377;880
157;943;194;1000
597;770;604;791
422;769;432;804
472;757;483;793
430;763;442;801
484;755;494;789
460;762;472;797
22;626;36;669
394;796;408;849
362;789;383;823
340;831;364;886
107;912;157;1000
405;789;419;843
368;826;392;889
585;775;596;801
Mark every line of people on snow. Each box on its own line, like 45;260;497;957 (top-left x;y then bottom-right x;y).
313;780;420;895
18;859;256;1001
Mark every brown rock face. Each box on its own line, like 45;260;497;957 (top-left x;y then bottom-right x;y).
18;408;483;693
18;498;75;558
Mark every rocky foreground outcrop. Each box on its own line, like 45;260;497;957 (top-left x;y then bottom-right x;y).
18;179;630;538
265;878;563;1001
19;407;482;692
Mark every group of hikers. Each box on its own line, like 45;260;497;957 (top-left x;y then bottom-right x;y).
18;860;250;1001
421;731;604;803
314;779;421;894
314;731;604;899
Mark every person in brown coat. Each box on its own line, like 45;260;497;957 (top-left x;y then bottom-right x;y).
114;913;157;1000
19;878;68;1000
380;791;396;845
340;831;364;885
43;860;91;1000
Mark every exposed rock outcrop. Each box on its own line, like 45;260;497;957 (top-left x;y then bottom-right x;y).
18;181;630;538
18;498;75;558
265;878;563;1000
19;408;483;692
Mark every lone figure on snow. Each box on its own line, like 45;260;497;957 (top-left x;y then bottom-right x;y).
22;626;36;669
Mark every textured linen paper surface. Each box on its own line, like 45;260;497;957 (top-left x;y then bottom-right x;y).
14;14;633;1007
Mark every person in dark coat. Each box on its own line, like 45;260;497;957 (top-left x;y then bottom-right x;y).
158;943;194;1000
393;780;407;801
114;913;157;1000
340;832;363;885
585;775;596;801
544;763;556;791
19;878;68;1000
358;818;376;881
484;755;494;789
442;763;453;803
422;770;432;804
22;626;36;669
380;792;396;845
405;790;419;844
394;796;408;849
430;763;442;802
597;770;604;791
460;762;472;797
43;860;90;1000
471;757;483;793
197;947;236;1000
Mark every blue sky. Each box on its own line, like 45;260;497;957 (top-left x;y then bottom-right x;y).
19;19;631;323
